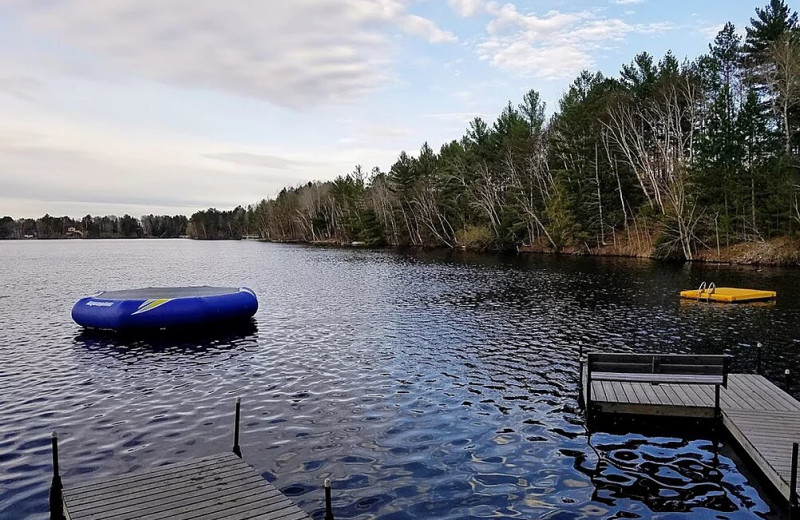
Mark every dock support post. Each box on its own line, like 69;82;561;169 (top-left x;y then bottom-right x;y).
714;384;721;422
756;342;762;375
790;442;798;519
585;366;593;427
786;370;793;394
324;478;334;520
49;431;63;520
578;342;584;407
233;397;242;458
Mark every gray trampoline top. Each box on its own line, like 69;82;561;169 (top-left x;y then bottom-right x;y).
96;286;242;300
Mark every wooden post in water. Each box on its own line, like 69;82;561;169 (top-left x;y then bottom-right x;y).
790;442;798;520
324;478;334;520
756;342;762;375
49;431;63;520
578;341;584;407
585;357;593;426
233;397;242;458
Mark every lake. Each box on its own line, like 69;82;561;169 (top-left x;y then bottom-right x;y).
1;239;799;519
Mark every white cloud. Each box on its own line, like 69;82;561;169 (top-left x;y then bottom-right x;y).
400;14;458;43
3;0;455;109
475;5;674;79
203;153;320;170
448;0;484;17
480;42;590;80
485;5;592;37
614;0;644;4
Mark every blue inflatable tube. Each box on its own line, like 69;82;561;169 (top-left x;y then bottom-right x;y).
72;286;258;330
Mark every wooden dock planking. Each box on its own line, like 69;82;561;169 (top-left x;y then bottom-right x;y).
583;372;800;504
62;452;311;520
723;409;800;501
589;374;800;413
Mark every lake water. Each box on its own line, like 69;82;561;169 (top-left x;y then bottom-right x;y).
1;240;799;519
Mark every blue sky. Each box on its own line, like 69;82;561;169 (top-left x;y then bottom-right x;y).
0;0;759;217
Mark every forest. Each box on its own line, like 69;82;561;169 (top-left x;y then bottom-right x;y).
4;2;799;263
0;214;187;239
187;0;800;261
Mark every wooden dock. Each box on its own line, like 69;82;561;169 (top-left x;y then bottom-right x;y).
60;452;311;520
49;399;330;520
582;368;800;513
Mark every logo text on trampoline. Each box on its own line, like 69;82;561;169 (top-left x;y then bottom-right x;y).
86;301;114;307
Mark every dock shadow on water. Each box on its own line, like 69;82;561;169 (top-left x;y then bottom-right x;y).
1;241;798;519
582;418;774;519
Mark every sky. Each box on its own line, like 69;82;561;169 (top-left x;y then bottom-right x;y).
0;0;760;218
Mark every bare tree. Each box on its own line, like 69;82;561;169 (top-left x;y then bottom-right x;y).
769;34;800;155
603;70;704;258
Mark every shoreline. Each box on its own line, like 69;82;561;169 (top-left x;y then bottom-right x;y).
294;235;800;268
6;234;800;267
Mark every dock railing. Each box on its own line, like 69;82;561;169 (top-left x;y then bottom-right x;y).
585;353;731;420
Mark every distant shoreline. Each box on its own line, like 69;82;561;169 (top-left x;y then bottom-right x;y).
5;234;799;267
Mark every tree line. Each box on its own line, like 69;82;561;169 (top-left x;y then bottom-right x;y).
190;0;800;260
0;214;188;239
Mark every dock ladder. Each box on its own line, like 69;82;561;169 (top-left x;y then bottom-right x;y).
697;281;716;301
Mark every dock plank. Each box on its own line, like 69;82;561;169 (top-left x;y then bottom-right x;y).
619;382;639;404
62;452;312;520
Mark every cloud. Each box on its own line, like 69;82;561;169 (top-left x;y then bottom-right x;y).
0;107;416;217
480;42;590;79
614;0;644;4
204;153;319;170
0;116;344;217
448;0;484;17
485;5;592;37
0;74;42;101
475;5;674;79
400;14;458;43
4;0;455;109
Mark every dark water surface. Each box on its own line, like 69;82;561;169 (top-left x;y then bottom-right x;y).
1;240;799;519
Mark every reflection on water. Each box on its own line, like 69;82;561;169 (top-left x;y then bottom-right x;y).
73;320;260;361
588;434;757;517
1;240;797;519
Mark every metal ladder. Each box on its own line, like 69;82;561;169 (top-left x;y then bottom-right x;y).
697;281;716;301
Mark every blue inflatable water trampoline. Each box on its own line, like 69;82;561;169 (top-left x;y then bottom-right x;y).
72;286;258;330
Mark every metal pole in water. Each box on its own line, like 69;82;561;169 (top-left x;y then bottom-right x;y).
324;478;334;520
790;442;798;518
756;342;762;374
786;369;793;393
49;431;63;520
233;397;242;458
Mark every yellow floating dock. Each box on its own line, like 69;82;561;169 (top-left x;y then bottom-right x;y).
680;286;776;303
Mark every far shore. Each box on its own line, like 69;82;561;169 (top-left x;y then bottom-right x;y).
5;234;800;268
